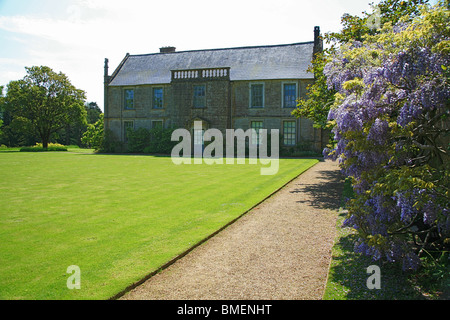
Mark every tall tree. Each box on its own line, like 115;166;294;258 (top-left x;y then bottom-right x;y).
0;86;4;142
56;101;102;146
325;0;430;45
81;114;104;150
291;50;336;131
293;0;430;133
5;66;86;148
85;101;102;124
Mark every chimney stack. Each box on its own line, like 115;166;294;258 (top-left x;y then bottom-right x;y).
104;58;109;78
160;46;176;53
313;26;322;56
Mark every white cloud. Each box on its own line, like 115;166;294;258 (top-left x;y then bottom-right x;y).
0;12;112;106
0;0;381;109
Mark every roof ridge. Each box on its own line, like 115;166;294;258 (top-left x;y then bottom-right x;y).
129;41;314;57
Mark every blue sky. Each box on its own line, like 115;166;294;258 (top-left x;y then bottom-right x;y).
0;0;425;110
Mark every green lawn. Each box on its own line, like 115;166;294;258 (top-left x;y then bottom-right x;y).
0;151;318;299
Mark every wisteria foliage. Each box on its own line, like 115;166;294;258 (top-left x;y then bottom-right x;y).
324;5;449;270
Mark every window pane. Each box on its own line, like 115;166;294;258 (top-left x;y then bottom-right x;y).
124;89;134;109
152;120;163;129
153;88;163;109
251;121;263;145
124;121;134;129
193;85;206;108
284;84;297;108
251;84;263;108
283;121;296;146
194;129;204;145
124;121;134;141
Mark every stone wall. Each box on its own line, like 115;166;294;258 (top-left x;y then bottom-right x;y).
105;77;326;153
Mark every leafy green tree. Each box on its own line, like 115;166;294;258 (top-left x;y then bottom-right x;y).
5;66;86;148
325;0;430;45
377;0;431;25
1;85;39;146
0;86;4;142
291;51;336;130
57;101;102;146
6;116;37;146
293;0;430;134
85;101;102;124
81;114;104;150
0;86;3;113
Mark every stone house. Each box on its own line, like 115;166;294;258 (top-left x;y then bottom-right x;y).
103;27;326;153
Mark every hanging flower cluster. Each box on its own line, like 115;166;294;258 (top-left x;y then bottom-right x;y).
325;5;449;270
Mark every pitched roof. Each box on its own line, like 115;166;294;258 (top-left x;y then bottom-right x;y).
108;42;315;86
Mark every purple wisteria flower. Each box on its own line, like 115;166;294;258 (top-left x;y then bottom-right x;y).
324;13;449;270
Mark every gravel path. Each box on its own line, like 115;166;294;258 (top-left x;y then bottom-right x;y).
120;160;343;300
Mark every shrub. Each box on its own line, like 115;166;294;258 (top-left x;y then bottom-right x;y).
101;127;176;154
280;139;322;157
81;114;104;150
99;129;122;153
143;128;177;154
126;127;151;153
20;142;68;152
324;4;449;270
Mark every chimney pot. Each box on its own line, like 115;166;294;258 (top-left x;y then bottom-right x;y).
314;26;320;44
104;58;109;77
313;26;322;55
160;46;176;53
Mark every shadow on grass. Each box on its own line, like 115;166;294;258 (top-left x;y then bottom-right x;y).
324;212;426;300
74;152;173;158
76;152;326;159
289;168;345;211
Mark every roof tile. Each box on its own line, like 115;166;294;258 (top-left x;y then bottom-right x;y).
109;42;315;86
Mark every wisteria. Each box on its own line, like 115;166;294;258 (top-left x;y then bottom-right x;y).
325;5;449;270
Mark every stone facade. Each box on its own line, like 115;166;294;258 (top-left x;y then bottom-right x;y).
104;28;327;153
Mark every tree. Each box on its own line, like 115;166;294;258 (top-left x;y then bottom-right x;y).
85;101;102;125
81;114;104;150
1;85;38;146
324;3;449;270
0;86;4;142
325;0;430;45
291;50;336;131
293;0;430;134
56;101;102;147
5;66;86;148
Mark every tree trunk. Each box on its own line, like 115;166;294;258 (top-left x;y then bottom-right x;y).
42;136;49;149
66;124;71;146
